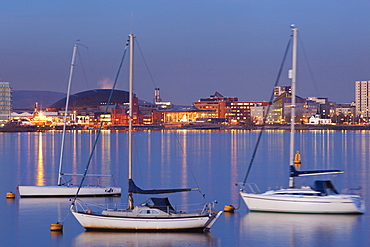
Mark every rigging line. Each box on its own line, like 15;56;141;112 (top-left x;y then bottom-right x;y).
135;38;157;88
58;207;72;224
18;164;29;186
298;36;320;97
76;43;91;90
242;38;292;186
232;190;243;210
72;39;130;204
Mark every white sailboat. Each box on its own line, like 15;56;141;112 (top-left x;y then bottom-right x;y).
71;34;222;231
18;44;121;197
240;26;365;214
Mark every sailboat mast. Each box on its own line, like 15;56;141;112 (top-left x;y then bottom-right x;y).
128;34;135;209
289;26;298;188
58;44;77;186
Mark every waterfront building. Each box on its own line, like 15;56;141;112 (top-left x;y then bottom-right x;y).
152;107;215;126
307;97;334;119
193;92;237;119
112;97;143;125
308;112;332;125
50;89;129;110
250;104;275;124
355;80;370;120
153;87;172;110
49;89;145;126
230;101;270;124
0;82;12;121
273;92;306;123
154;88;162;103
333;103;354;124
274;86;291;100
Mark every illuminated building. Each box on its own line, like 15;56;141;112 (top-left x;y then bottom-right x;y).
274;92;306;124
112;97;143;125
0;82;12;121
193;92;237;119
274;86;291;100
355;80;370;120
229;101;270;124
152;107;215;126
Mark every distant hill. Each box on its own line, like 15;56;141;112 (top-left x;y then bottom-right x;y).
49;89;129;109
12;90;66;110
11;89;173;111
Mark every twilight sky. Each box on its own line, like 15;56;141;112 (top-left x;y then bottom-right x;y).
1;1;370;105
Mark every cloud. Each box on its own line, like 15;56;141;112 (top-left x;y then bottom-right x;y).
97;78;114;89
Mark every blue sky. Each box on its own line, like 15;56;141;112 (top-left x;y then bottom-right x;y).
1;1;370;105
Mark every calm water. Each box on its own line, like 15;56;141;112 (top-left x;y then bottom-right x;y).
1;130;370;246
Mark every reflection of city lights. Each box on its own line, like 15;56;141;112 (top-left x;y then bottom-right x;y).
36;132;45;186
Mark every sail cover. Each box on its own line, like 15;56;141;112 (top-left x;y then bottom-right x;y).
129;179;198;194
290;166;343;177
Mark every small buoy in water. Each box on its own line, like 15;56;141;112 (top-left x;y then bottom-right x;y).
6;192;15;199
294;151;301;169
224;205;235;213
50;222;63;232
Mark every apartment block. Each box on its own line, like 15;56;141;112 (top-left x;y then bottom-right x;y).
230;101;270;123
0;82;12;121
355;80;370;119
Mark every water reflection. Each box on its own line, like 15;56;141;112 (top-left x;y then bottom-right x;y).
230;130;239;204
180;130;189;209
160;130;170;187
99;131;112;185
240;212;361;246
73;231;218;247
3;130;370;246
36;132;45;186
18;197;71;212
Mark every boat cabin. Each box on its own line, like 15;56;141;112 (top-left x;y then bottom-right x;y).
142;197;177;213
313;180;339;195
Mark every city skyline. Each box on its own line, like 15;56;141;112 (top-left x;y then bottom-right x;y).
1;1;370;105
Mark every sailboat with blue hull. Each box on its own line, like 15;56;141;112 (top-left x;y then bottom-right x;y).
71;34;222;231
240;26;365;214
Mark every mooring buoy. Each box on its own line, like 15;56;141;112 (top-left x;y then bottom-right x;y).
50;222;63;232
6;192;15;199
224;205;235;213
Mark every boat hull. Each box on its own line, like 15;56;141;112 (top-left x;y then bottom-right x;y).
240;191;365;214
71;209;221;231
18;185;121;197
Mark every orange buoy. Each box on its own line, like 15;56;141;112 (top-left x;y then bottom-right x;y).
224;205;235;213
294;151;301;169
6;192;15;199
50;223;63;232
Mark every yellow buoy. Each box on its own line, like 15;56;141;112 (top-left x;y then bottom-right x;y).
50;223;63;232
6;192;15;199
224;205;235;213
294;151;301;169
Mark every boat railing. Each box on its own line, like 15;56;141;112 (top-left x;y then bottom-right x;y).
72;199;117;213
71;199;88;213
199;201;218;215
238;183;261;194
341;187;363;196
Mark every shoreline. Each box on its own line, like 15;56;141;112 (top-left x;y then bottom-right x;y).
1;124;370;132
